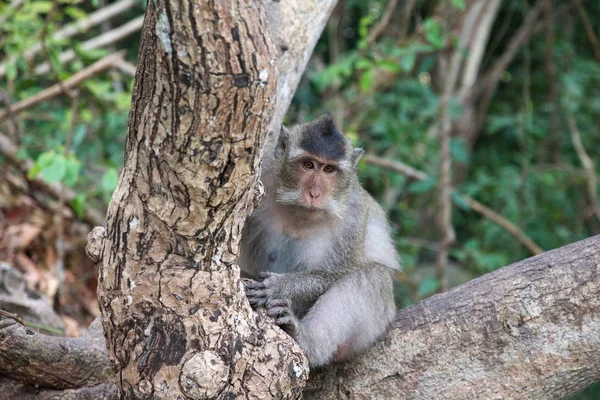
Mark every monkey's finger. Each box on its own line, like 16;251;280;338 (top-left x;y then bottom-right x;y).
245;289;267;298
266;298;291;309
266;306;292;318
258;271;279;280
241;278;258;287
275;316;299;335
245;281;266;290
247;297;267;307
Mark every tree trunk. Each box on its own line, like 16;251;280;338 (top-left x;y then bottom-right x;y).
305;234;600;399
89;0;308;398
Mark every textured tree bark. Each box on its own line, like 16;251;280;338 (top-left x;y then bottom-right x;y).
89;0;308;398
305;234;600;399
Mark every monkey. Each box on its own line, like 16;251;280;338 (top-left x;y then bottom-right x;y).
238;114;400;368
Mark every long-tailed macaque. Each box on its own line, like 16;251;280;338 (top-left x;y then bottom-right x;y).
239;114;400;367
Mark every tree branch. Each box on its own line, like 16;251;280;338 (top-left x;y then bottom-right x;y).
33;18;143;75
567;114;600;223
0;51;125;122
0;318;113;389
0;0;140;77
306;234;600;399
363;154;544;255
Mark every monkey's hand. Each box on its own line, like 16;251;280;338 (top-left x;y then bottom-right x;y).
244;271;286;308
265;298;301;337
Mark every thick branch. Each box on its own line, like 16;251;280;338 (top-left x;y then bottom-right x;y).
306;234;600;399
0;319;113;389
0;377;116;400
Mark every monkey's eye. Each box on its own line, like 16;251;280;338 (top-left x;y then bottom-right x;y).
323;165;336;173
303;160;315;170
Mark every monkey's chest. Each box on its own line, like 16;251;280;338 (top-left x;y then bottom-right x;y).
263;233;330;273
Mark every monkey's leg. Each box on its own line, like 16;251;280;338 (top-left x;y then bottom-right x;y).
292;268;395;367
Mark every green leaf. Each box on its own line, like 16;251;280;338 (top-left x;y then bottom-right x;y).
400;53;416;72
5;60;17;81
41;154;67;184
451;191;471;210
355;58;372;70
450;138;469;163
71;193;87;219
407;177;437;194
417;277;440;297
29;1;53;13
63;157;81;187
359;68;375;93
451;0;466;10
377;60;400;73
64;6;87;20
101;168;119;193
28;150;56;179
423;18;446;49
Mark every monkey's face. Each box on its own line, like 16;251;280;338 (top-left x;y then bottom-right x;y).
274;152;350;219
293;155;340;209
274;114;361;218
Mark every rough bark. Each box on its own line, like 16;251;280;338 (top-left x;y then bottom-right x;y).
305;234;600;399
0;317;112;389
90;0;309;398
2;236;600;398
0;377;117;400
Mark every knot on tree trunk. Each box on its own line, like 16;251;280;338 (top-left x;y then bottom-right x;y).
179;351;228;399
86;226;106;263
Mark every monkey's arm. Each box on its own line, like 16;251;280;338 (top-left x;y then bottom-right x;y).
245;270;340;315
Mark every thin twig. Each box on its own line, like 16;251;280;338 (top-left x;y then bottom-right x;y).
364;154;544;255
572;0;600;62
0;309;25;326
33;16;143;75
366;0;399;45
566;115;600;223
0;51;126;122
0;0;140;77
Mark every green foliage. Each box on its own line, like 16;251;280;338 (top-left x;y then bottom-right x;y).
1;0;140;216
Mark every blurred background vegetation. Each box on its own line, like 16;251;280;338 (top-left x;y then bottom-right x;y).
0;0;598;396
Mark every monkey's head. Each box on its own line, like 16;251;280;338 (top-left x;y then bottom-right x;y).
273;114;364;218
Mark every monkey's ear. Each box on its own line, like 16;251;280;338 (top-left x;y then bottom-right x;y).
351;148;365;167
274;126;290;159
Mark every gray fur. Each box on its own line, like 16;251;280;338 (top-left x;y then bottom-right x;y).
239;116;400;367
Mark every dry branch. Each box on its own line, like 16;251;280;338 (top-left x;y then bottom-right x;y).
0;0;139;77
306;234;600;399
366;0;399;45
33;17;143;75
567;114;600;222
0;52;125;122
364;154;544;255
0;319;112;389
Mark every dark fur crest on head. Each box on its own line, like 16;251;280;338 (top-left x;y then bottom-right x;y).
299;114;346;161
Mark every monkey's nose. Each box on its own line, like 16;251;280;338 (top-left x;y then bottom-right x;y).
309;191;320;199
